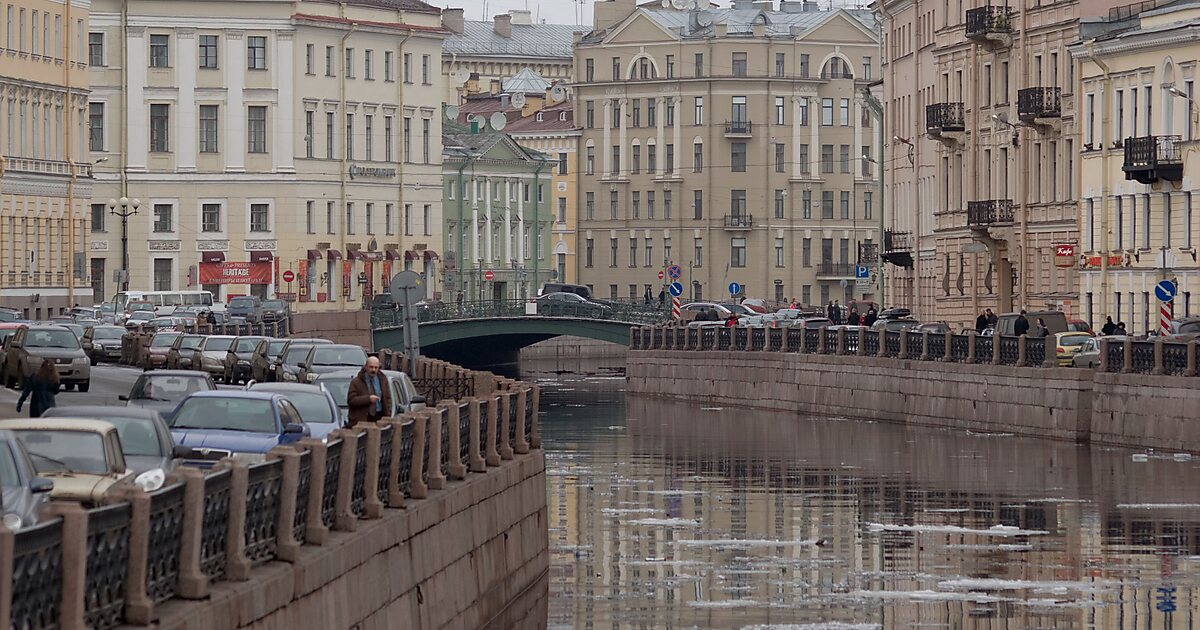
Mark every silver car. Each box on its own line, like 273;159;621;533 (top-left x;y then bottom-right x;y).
190;335;237;382
0;429;53;531
3;325;91;391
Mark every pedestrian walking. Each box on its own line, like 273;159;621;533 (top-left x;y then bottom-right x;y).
16;359;59;418
975;310;989;333
1033;318;1049;338
346;356;393;426
658;289;666;307
1101;316;1117;336
1116;321;1128;335
985;309;998;329
644;286;653;305
1014;310;1030;336
848;309;860;326
864;307;878;327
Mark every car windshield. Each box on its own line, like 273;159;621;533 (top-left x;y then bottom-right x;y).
277;391;335;424
229;298;256;307
312;347;367;366
203;338;235;352
14;430;109;475
234;338;262;352
25;330;80;349
180;336;204;350
101;417;164;457
130;303;154;312
150;334;180;348
263;300;285;310
170;398;277;433
266;340;288;356
283;345;315;365
1060;334;1091;347
318;378;352;407
133;375;212;401
0;444;21;486
92;327;125;340
129;312;153;321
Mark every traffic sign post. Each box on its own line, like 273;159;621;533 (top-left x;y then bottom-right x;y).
668;282;683;297
484;269;495;282
728;282;741;297
671;295;681;320
1156;279;1177;336
390;271;427;366
657;270;665;280
855;265;871;291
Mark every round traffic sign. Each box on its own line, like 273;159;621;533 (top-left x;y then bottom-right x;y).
657;270;665;280
668;265;683;280
728;282;741;295
668;282;684;297
484;270;495;281
1155;279;1177;302
281;270;295;283
389;271;426;306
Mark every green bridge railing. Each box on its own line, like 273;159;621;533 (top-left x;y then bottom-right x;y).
370;299;671;329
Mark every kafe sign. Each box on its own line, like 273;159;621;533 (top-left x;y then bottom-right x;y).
1053;243;1076;268
348;164;397;180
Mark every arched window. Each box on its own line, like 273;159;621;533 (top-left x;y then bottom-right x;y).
820;55;854;80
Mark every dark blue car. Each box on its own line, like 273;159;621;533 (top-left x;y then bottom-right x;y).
168;391;309;467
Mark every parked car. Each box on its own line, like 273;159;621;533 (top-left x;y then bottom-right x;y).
168;392;310;466
81;325;127;365
249;339;288;382
142;332;183;370
124;311;156;330
538;282;593;300
1071;336;1127;369
995;310;1068;337
1166;317;1200;342
226;296;263;324
915;322;952;334
3;325;91;391
246;383;343;441
799;317;834;329
296;344;369;384
719;303;756;316
1;419;140;507
0;308;24;323
870;318;920;333
680;303;733;321
535;292;611;318
261;299;289;323
1053;331;1094;367
1067;319;1094;335
191;335;236;382
40;406;174;482
144;317;187;332
314;369;426;423
121;370;217;418
275;343;318;383
0;323;26;370
382;370;426;414
57;322;85;340
223;336;269;384
166;334;206;369
126;301;155;315
0;429;53;531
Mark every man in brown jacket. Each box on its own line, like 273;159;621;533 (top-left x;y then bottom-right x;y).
347;356;392;426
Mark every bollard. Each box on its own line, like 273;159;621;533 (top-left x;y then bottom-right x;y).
1122;337;1134;373
424;408;446;490
1042;335;1058;368
897;329;908;360
113;485;154;624
361;425;385;518
514;387;531;454
467;398;487;471
992;333;1002;365
836;327;846;355
530;384;541;449
378;420;407;509
444;402;468;479
408;413;429;499
175;466;212;596
816;327;826;354
498;391;515;460
1187;340;1198;377
1098;337;1110;372
332;430;360;531
856;328;866;356
484;394;501;467
222;460;252;581
918;331;929;360
1151;336;1165;375
1017;335;1027;367
943;331;955;363
43;502;87;630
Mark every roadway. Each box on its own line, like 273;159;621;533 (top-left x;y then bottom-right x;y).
0;364;231;420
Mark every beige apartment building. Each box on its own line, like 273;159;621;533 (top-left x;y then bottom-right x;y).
880;0;1131;328
1072;1;1198;335
87;0;446;310
0;0;92;316
576;0;881;306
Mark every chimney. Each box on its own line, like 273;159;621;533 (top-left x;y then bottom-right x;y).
509;9;533;25
442;8;464;34
494;13;513;38
732;0;754;8
594;0;638;32
753;0;774;10
802;1;819;11
714;22;727;36
779;0;804;13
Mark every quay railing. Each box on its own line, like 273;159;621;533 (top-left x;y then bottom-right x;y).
629;325;1200;377
0;355;540;629
370;298;670;329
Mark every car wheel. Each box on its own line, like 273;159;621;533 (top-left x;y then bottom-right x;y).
90;356;97;366
78;382;90;393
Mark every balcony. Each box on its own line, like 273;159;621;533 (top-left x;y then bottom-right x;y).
724;120;753;137
882;230;914;269
816;262;856;278
1123;135;1183;184
1017;87;1061;122
966;5;1015;42
722;214;754;230
925;103;965;134
967;200;1015;227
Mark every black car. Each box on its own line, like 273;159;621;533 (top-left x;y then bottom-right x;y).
223;336;269;384
121;370;218;418
261;300;289;323
535;292;611;318
81;325;127;364
250;338;290;383
271;339;333;383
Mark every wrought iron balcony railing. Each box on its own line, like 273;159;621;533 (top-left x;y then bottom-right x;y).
925;103;965;134
1122;135;1183;184
967;200;1015;226
1017;87;1061;121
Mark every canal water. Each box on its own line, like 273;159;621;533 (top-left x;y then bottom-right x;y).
523;358;1200;629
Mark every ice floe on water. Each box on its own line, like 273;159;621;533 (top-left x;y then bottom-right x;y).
600;508;660;515
628;518;703;528
742;624;881;630
867;523;1049;536
687;599;761;608
676;538;822;549
1116;503;1200;509
937;578;1118;593
848;590;1012;603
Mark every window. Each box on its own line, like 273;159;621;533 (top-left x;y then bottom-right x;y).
403;117;411;161
556;197;567;224
694;238;703;267
732;95;747;123
385;116;393;161
91;203;105;232
610;238;618;267
694;52;703;78
1186;192;1194;250
802;238;811;266
585;58;594;82
693;142;703;172
247;106;267;153
647;145;656;173
861;145;872;176
149;104;169;152
422;119;430;163
326;112;335;159
730;190;747;221
822;191;834;219
864;192;873;220
694;190;703;219
821;144;833;173
585;192;595;220
775;53;785;77
152;203;172;232
199;105;218;153
647;191;656;219
632;145;641;173
585;101;595;129
799;144;810;174
247;36;266;69
694;97;703;125
383;51;393;81
612;145;621;175
775;190;785;219
775;238;785;267
840;98;850;126
326;46;335;76
149;34;169;67
88;32;103;66
558;152;568;175
610;191;618;219
1115;195;1124;247
666;55;674;78
344;48;354;77
201;203;221;233
665;144;674;173
327;201;335;234
586;238;594;267
345;113;354;159
647;99;656;127
365;114;373;160
821;98;833;126
1085;93;1095;145
586;146;595;175
666;100;675;126
250;203;270;232
422;54;431;84
612;56;621;81
798;97;809;126
363;49;374;80
802;191;812;219
775;143;785;173
664;190;672;219
152;259;172;291
732;52;747;76
632;191;640;218
1141;193;1151;249
307;201;315;234
402;204;411;235
403;53;411;83
730;142;747;172
863;56;872;80
645;238;654;267
731;238;746;268
840;191;850;219
88;103;104;151
840;145;850;173
776;97;786;125
365;202;374;234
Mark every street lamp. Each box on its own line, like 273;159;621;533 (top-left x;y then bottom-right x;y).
107;197;141;292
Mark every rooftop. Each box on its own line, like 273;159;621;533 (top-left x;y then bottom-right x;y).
580;5;877;44
444;16;586;59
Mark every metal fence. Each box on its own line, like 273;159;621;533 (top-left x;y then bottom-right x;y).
370;299;670;330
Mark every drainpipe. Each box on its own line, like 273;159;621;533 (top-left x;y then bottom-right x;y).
339;4;356;304
1085;40;1113;323
532;159;546;299
862;88;885;305
119;0;128;295
395;29;410;285
454;156;469;301
65;0;75;306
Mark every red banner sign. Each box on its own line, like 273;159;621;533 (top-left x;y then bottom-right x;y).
297;260;309;301
1083;254;1125;268
198;262;272;285
1053;243;1076;268
342;261;352;298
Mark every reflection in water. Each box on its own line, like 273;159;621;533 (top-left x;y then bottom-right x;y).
527;360;1200;629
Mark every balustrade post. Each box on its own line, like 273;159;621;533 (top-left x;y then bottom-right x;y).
783;328;794;352
330;430;360;530
1187;340;1198;377
467;399;486;471
967;331;977;362
43;502;87;630
378;420;407;508
222;460;252;581
1017;335;1027;367
408;413;429;499
268;447;303;560
856;329;866;356
1152;337;1165;375
443;402;468;478
992;334;1002;365
943;332;955;362
816;328;826;354
113;485;153;624
918;331;929;360
484;395;501;466
897;330;908;360
530;384;542;449
498;391;515;460
1122;337;1134;373
1042;336;1058;368
361;425;385;517
424;408;447;490
176;467;213;595
878;331;888;357
514;387;531;454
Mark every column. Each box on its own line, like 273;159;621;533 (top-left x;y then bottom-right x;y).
517;179;526;261
484;177;493;262
853;99;863;179
672;97;681;176
274;31;296;173
224;31;246;173
176;29;197;172
809;99;819;176
791;96;804;179
618;98;628;175
125;27;148;171
470;177;479;262
603;100;613;176
655;96;665;167
504;178;512;263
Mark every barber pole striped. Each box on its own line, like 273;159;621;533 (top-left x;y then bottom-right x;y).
1162;300;1174;336
672;296;681;320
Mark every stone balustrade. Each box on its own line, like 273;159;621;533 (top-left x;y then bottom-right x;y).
0;356;541;630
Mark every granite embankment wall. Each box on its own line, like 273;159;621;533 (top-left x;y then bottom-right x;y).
520;336;628;360
628;349;1200;452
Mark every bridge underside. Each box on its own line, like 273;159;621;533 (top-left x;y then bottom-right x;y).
372;317;632;368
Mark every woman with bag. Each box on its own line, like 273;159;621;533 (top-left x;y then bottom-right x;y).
16;359;60;418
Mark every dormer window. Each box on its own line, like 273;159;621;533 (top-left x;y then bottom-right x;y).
536;112;544;122
559;112;567;121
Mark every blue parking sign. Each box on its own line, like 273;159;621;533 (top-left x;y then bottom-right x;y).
855;265;870;279
728;282;741;296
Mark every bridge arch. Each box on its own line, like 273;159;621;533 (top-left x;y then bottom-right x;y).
373;317;634;366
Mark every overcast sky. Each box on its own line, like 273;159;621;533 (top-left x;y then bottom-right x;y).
430;0;595;26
